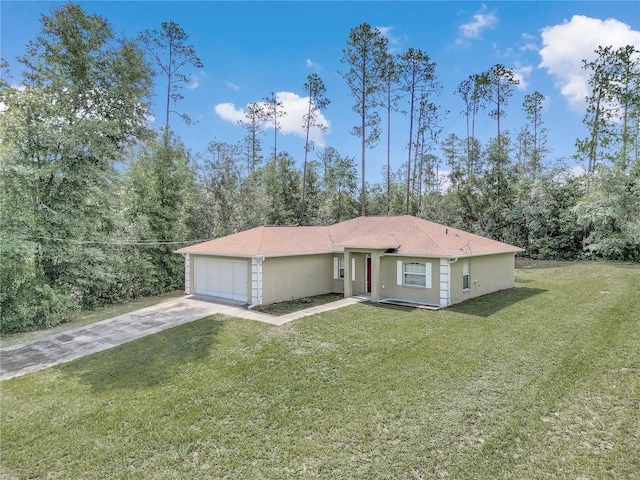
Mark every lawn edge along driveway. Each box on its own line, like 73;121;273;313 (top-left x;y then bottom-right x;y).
0;295;366;381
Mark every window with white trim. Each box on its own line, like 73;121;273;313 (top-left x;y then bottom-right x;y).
463;260;470;291
397;261;431;288
333;256;356;281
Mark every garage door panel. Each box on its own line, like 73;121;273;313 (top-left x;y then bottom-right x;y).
232;261;247;301
194;258;209;295
208;260;220;294
193;258;247;302
219;261;233;297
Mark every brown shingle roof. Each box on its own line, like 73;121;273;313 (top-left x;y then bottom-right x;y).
176;215;523;258
176;225;333;257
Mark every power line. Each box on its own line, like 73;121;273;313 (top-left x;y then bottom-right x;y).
23;235;211;246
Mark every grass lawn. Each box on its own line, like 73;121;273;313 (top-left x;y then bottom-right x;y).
1;262;639;478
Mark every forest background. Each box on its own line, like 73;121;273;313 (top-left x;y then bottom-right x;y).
1;3;638;333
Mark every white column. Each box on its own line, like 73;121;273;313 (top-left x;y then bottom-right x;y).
439;258;450;307
184;254;191;294
343;251;352;298
251;257;263;306
371;251;382;302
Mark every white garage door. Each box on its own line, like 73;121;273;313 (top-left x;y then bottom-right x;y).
193;257;248;302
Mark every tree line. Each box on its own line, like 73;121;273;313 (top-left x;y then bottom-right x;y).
1;4;638;333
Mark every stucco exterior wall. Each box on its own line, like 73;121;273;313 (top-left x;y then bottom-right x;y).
379;256;441;305
186;251;516;307
449;253;516;304
261;254;334;305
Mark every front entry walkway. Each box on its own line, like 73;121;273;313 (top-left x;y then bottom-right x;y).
0;295;366;381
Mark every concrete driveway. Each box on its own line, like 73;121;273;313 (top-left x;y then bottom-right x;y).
0;295;365;381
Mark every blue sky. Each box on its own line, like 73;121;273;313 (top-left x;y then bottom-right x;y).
2;1;639;183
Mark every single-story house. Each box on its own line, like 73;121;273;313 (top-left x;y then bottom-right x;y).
175;215;523;308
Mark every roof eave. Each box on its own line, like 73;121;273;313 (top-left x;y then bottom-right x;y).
440;249;523;258
172;251;256;258
175;250;338;258
259;250;337;258
386;249;522;259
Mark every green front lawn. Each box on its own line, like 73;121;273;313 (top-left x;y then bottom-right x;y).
1;263;639;478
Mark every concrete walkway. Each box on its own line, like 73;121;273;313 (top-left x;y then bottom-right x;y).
0;295;366;381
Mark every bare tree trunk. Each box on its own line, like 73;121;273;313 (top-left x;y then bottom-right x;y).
361;87;366;216
301;97;312;223
405;89;415;214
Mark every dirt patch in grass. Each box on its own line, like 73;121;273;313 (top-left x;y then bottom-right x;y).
251;293;344;316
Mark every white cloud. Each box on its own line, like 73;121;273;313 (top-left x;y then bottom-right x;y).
520;43;538;52
539;15;640;111
519;32;538;52
214;102;246;123
375;26;407;54
513;64;533;91
186;71;206;91
186;78;199;90
570;164;586;177
553;164;587;183
456;5;498;45
226;81;240;91
275;91;330;147
376;26;401;45
306;58;320;69
438;170;452;193
214;91;330;147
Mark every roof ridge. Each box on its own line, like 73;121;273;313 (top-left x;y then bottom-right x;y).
326;226;337;251
262;224;301;228
410;216;449;256
255;225;266;255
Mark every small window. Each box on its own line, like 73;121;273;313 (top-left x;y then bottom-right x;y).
404;262;427;287
334;256;356;281
463;260;470;291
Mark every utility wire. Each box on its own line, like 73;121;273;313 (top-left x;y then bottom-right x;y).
23;234;212;246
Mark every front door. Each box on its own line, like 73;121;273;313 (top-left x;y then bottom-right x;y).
367;257;372;293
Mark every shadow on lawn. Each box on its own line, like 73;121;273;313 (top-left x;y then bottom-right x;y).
448;287;548;318
59;317;224;393
367;302;414;313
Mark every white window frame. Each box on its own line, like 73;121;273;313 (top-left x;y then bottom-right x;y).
463;260;470;291
397;260;431;288
334;256;356;281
